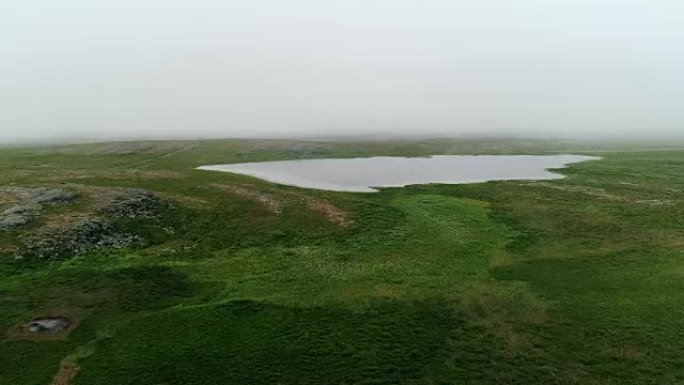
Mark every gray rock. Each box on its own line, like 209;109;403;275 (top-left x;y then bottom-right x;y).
20;219;143;260
100;188;166;218
3;186;171;259
0;204;42;231
26;317;71;333
26;187;76;205
0;187;76;232
0;213;33;231
0;186;75;205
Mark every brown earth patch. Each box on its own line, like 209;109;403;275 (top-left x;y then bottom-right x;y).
97;169;186;180
50;363;79;385
341;284;405;301
280;190;353;227
211;184;284;214
0;242;18;255
19;169;185;183
642;230;684;250
488;250;514;268
41;141;194;155
305;198;352;227
158;192;209;208
42;212;94;230
0;190;20;206
634;199;676;206
1;169;38;179
372;284;404;298
605;344;644;360
211;183;353;226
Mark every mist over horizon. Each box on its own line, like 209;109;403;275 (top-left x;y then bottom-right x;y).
7;131;684;148
2;0;684;145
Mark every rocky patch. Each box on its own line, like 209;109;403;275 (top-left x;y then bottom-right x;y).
99;188;167;218
9;186;170;260
19;220;143;260
0;187;76;232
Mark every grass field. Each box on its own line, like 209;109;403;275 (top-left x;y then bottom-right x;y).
1;138;683;384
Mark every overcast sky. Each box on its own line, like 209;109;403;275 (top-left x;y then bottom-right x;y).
1;0;683;143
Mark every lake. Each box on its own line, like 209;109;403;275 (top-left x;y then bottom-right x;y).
198;155;599;192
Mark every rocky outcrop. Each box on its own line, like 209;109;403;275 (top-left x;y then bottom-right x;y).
98;188;166;218
0;187;76;232
19;220;143;260
5;187;171;260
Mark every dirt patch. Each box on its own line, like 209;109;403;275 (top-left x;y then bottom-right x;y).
211;183;353;226
305;198;352;227
341;284;405;301
0;242;17;255
0;190;21;206
605;344;644;360
211;184;284;214
643;230;684;249
42;212;95;230
103;169;185;180
634;199;675;206
51;363;79;385
277;189;353;226
36;169;186;182
488;250;514;267
49;330;105;385
40;141;194;155
158;192;209;209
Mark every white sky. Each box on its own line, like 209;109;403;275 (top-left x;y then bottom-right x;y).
1;0;683;143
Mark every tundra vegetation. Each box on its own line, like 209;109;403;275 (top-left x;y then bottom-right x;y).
0;138;683;385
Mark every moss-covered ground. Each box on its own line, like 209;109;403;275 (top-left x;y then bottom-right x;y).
1;138;683;384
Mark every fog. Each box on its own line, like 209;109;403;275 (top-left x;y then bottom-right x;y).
2;0;683;144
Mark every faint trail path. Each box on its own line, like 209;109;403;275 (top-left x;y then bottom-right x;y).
126;144;194;169
50;363;78;385
48;331;110;385
159;145;193;158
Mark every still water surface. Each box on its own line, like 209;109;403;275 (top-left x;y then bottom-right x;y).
199;155;598;192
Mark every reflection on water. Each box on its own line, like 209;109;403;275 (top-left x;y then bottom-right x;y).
199;155;599;192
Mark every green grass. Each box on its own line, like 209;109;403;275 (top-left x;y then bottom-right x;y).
1;138;683;384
